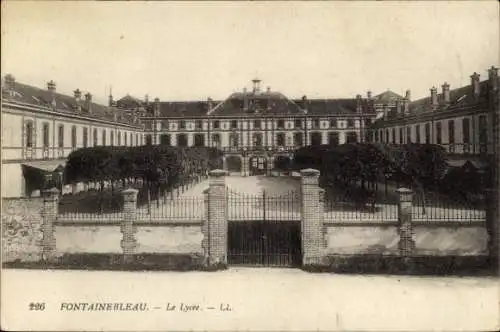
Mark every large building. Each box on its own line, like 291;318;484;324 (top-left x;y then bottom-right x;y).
1;75;145;197
370;66;499;165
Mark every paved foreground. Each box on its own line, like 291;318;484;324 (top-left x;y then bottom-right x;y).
2;268;498;331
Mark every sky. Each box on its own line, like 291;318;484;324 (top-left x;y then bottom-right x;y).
1;1;499;104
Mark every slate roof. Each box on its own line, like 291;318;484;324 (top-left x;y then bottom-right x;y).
408;81;490;114
2;77;139;126
373;90;403;104
292;98;369;115
148;101;215;118
209;91;304;116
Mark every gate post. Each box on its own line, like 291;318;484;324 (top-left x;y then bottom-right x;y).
396;188;415;266
300;168;326;267
241;155;249;177
206;169;228;268
41;188;59;262
121;188;138;264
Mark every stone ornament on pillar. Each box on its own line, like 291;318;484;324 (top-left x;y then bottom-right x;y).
121;188;138;263
396;188;415;259
41;188;60;262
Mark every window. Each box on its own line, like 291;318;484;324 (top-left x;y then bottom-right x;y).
346;132;358;143
347;119;355;128
252;133;263;147
254;120;261;129
25;121;34;148
294;132;304;146
415;125;421;143
425;123;431;144
435;122;442;145
196;120;203;130
211;133;221;147
392;128;396;144
365;118;372;126
160;134;171;145
110;131;115;146
277;120;285;129
144;121;152;130
124;133;128;146
102;130;107;146
58;125;64;148
310;132;322;146
71;126;77;148
93;129;98;146
385;129;389;143
462;118;471;144
42;123;50;148
448;120;455;144
406;126;411;143
276;133;285;146
194;134;205;146
328;132;339;146
294;119;303;129
213;120;220;129
312;119;320;129
145;134;152;145
179;120;186;130
478;115;488;145
229;133;239;147
161;120;169;130
83;128;88;148
330;119;338;128
399;127;404;144
231;120;238;129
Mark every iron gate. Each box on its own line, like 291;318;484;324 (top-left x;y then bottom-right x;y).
227;189;302;267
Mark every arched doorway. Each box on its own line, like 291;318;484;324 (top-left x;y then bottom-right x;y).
249;156;268;175
226;155;242;172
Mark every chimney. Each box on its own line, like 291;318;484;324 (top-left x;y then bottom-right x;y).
301;95;308;110
84;92;92;113
243;87;249;110
396;98;402;115
154;97;160;116
145;94;149;104
252;78;261;94
47;80;56;92
442;82;450;103
207;97;214;111
266;86;271;93
403;98;410;115
488;66;498;91
430;86;438;107
405;90;411;101
356;94;362;113
471;72;480;96
74;89;82;100
3;74;15;90
367;90;372;99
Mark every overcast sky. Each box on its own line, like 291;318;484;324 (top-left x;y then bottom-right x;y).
2;1;498;104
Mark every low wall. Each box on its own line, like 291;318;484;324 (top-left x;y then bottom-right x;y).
324;222;488;256
55;226;123;254
135;226;203;254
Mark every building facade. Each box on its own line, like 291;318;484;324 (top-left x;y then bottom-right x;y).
370;66;499;163
1;75;145;197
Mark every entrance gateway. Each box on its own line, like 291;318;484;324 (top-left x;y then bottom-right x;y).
227;189;302;267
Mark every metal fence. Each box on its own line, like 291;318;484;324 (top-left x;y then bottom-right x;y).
136;196;204;221
58;191;124;220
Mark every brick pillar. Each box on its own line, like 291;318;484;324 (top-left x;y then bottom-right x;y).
486;188;499;268
121;188;138;264
41;188;59;261
396;188;415;261
206;169;228;267
201;187;210;264
300;168;326;266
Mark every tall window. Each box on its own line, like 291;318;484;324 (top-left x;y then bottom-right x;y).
117;132;121;146
196;120;203;130
125;133;129;146
435;122;442;145
254;120;261;129
177;133;188;147
194;134;205;146
229;133;239;147
102;130;107;146
330;119;338;128
425;123;431;144
276;132;285;146
231;120;238;129
312;119;320;129
294;119;303;129
179;120;186;130
328;132;339;146
399;127;403;144
213;120;220;129
161;120;169;130
385;129;389;143
25;121;34;148
253;133;263;147
211;133;221;147
462;118;471;144
93;128;98;146
347;119;355;128
406;126;411;143
145;134;152;145
110;131;115;146
136;134;139;146
42;123;50;148
478;115;488;146
365;118;372;126
294;132;304;147
311;132;322;145
144;121;152;130
346;132;358;143
392;128;396;144
277;120;285;129
58;125;64;148
83;128;88;148
448;120;455;144
415;125;421;143
71;126;77;148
